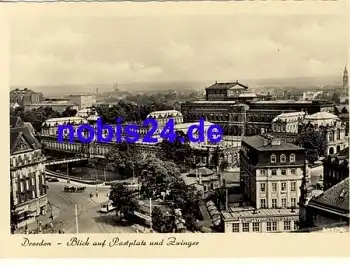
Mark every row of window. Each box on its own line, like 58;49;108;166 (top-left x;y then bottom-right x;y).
11;151;43;167
271;154;295;163
260;182;297;192
260;168;298;176
232;220;297;232
260;198;297;208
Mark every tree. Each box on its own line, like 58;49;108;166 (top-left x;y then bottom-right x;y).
62;107;77;117
334;107;340;115
295;128;327;164
109;183;139;219
341;107;348;114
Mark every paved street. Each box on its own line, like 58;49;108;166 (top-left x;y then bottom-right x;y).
47;180;135;234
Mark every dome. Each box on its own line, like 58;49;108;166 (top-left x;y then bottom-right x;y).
305;112;339;121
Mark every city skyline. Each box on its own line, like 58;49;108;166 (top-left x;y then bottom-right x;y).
10;13;347;87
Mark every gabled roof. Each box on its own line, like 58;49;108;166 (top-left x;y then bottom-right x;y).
309;177;349;216
10;116;24;128
10;126;41;154
206;81;248;90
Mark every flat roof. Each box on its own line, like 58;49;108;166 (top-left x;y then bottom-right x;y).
222;207;299;221
191;101;237;104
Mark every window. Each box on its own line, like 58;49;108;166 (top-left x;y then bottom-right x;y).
272;170;277;176
266;222;272;232
281;169;286;175
242;223;250;232
26;179;29;190
284;220;291;231
271;154;276;163
253;222;260;232
272;221;277;231
281;182;286;191
20;181;24;192
260;183;266;192
272;199;277;208
291;198;296;208
232;223;239;233
291;168;296;175
260;170;265;176
291;182;296;191
281;198;287;208
260;199;266;208
280;154;286;163
272;183;277;192
290;154;295;162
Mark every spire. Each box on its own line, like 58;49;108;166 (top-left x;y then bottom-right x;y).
344;65;348;75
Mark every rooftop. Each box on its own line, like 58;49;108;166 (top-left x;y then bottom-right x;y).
243;135;304;151
191;101;237;104
10;125;41;154
272;111;306;122
206;81;248;90
147;110;182;119
308;177;349;216
222;207;299;221
305;112;339;121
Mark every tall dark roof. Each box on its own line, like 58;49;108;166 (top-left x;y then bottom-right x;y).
206;81;248;90
243;135;304;152
10;126;41;155
309;177;349;215
10;116;24;128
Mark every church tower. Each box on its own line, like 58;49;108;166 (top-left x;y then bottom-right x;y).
343;65;349;91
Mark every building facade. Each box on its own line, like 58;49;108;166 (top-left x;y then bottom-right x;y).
10;88;41;105
323;148;349;191
10;117;47;228
272;112;306;134
222;135;305;233
182;81;335;137
70;94;96;109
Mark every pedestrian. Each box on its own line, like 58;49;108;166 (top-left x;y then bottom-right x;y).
62;228;65;234
96;190;99;197
58;230;61;234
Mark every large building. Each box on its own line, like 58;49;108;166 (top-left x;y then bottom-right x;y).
10;88;42;105
10;117;47;229
70;94;96;109
181;81;335;136
222;135;305;232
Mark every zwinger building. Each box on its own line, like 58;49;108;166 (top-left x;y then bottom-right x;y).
222;134;305;232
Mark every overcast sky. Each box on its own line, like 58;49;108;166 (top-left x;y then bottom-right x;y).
10;14;347;86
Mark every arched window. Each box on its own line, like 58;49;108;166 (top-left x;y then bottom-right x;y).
337;129;341;141
271;154;276;163
280;154;286;163
290;154;296;162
